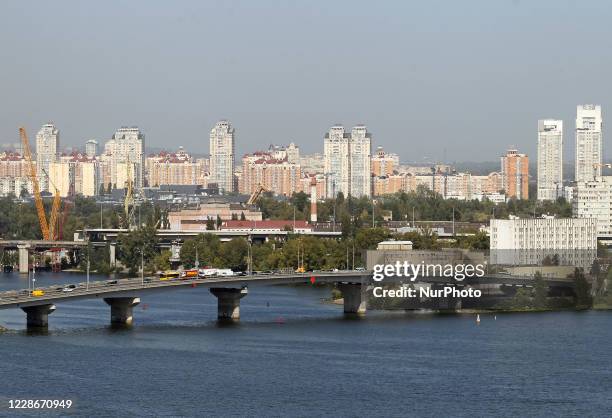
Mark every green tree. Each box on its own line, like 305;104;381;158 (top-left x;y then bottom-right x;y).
116;225;158;275
573;268;592;309
180;233;221;268
533;271;548;309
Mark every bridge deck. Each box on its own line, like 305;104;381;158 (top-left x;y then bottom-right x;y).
0;271;574;310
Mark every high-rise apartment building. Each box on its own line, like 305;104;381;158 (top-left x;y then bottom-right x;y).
371;146;396;177
537;119;563;201
104;126;145;189
85;140;98;158
146;148;208;187
501;149;529;200
209;120;235;193
575;104;602;182
324;124;371;198
36;123;59;191
239;151;301;197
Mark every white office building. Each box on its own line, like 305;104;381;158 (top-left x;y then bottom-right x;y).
537;119;563;201
573;176;612;236
209;120;235;193
324;124;371;198
490;216;597;268
35;123;60;191
575;104;602;183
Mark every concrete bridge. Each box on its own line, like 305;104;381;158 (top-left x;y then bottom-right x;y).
0;271;575;331
0;240;88;273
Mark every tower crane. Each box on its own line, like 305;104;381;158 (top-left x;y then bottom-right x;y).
122;157;135;229
19;127;61;240
592;163;612;180
247;184;268;205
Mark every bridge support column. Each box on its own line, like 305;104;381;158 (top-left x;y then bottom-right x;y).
21;304;56;330
109;243;117;268
104;297;140;326
17;244;30;274
210;287;248;322
338;283;367;316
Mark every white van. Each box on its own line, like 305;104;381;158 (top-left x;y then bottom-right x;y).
216;269;235;277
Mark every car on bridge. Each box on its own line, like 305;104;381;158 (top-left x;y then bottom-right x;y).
31;289;45;297
62;284;77;292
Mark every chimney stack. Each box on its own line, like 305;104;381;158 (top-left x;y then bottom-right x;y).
310;177;317;223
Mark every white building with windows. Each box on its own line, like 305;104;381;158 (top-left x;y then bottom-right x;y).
537;119;563;200
104;127;145;190
35;123;60;191
209;120;235;193
323;124;371;198
85;139;98;158
575;104;602;183
573;176;612;236
490;216;597;268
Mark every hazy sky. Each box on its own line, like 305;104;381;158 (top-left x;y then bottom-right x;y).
1;0;611;162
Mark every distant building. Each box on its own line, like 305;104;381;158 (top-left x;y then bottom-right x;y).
573;176;612;235
490;216;597;268
0;152;29;178
48;161;73;197
324;124;372;198
104;126;145;190
35;123;60;191
209;120;235;193
0;177;33;197
85;139;98;158
239;151;301;197
575;104;602;183
537;119;563;201
501;149;529;200
299;153;325;175
146;148;208;187
167;200;262;231
371;146;396;177
220;220;313;233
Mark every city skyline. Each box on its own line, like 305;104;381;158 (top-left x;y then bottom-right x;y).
2;1;612;161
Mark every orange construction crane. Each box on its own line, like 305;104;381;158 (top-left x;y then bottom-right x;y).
19;127;61;240
247;184;268;205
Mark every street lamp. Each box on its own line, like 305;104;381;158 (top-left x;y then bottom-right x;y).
140;247;144;286
86;249;90;290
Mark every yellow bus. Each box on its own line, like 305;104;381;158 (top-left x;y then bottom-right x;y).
159;270;180;280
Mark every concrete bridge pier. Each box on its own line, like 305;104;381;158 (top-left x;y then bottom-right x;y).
338;283;367;316
210;287;248;322
104;297;140;326
109;243;117;268
21;304;56;329
17;244;30;274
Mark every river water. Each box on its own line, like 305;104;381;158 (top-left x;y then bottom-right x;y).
0;272;611;417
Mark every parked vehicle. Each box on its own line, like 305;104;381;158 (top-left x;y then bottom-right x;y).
216;269;235;277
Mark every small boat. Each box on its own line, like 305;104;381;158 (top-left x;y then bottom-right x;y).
476;314;481;324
